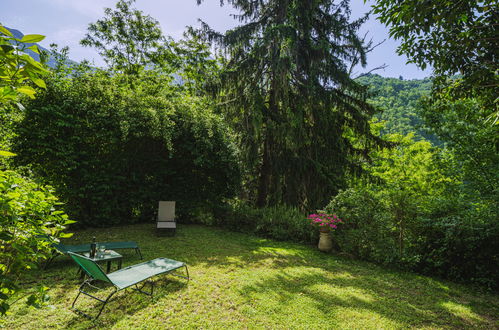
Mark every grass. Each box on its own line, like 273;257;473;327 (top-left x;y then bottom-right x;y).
3;224;498;329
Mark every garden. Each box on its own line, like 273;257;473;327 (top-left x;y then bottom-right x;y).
1;0;497;328
3;224;499;329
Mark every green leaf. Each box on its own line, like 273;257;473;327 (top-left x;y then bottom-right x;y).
0;25;13;37
27;45;40;54
16;86;36;98
21;34;45;43
32;78;46;89
16;102;26;111
0;231;14;240
0;44;14;53
0;150;16;157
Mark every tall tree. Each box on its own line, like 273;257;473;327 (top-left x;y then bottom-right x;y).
81;0;175;75
197;0;386;209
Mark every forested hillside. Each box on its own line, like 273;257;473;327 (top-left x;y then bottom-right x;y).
357;74;433;140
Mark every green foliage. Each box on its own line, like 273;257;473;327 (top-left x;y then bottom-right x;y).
327;134;498;288
415;197;498;288
420;88;498;201
0;25;68;314
326;187;396;262
0;169;73;314
173;29;220;96
197;0;387;209
356;74;434;141
13;69;240;226
205;201;315;243
0;24;48;164
371;0;498;122
0;24;48;107
80;0;175;76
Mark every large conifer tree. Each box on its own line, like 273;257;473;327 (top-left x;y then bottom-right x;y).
198;0;386;209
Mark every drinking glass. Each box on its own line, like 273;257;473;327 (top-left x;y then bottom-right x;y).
98;244;106;257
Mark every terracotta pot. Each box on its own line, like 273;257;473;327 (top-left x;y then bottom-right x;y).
318;230;332;252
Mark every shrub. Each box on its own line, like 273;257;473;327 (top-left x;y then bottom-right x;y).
205;201;316;243
416;198;498;289
0;169;73;314
327;187;499;289
326;133;498;288
326;187;398;263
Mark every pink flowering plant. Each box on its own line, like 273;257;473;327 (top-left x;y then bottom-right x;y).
307;212;344;230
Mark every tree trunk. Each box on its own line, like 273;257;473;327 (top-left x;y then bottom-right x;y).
256;131;272;208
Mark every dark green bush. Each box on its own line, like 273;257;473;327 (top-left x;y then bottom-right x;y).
326;187;399;264
416;198;499;289
328;188;499;289
199;201;316;243
13;70;240;226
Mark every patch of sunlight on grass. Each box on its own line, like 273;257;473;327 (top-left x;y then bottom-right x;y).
310;282;376;304
440;301;484;324
3;224;498;329
254;245;307;257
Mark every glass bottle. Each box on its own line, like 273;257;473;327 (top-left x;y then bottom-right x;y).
90;237;97;258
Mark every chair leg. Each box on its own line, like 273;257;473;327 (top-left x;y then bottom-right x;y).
71;280;118;321
94;289;117;321
184;265;190;282
132;280;154;296
135;247;143;259
171;265;190;282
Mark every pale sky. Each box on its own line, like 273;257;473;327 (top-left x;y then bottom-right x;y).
1;0;432;79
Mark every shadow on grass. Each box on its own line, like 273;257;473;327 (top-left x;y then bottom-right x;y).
162;225;498;328
14;223;497;329
60;277;188;329
239;269;497;328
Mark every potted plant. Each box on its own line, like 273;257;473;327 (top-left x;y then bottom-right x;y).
307;212;344;252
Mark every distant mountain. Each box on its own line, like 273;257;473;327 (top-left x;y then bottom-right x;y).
5;26;74;68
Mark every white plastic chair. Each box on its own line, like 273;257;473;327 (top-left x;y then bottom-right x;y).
157;201;176;233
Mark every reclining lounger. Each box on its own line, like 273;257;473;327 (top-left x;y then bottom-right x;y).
68;252;189;320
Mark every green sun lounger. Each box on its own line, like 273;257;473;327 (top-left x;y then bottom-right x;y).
68;252;189;320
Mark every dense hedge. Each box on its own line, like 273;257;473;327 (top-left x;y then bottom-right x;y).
327;189;498;289
13;71;240;226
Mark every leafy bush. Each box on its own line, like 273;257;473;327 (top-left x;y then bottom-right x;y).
328;188;498;289
416;198;498;289
13;70;240;226
326;187;398;263
0;169;73;314
326;134;498;288
203;201;315;243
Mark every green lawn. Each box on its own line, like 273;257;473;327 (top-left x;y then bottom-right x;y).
4;224;498;329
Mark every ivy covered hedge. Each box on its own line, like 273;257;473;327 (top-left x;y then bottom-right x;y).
13;70;240;226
